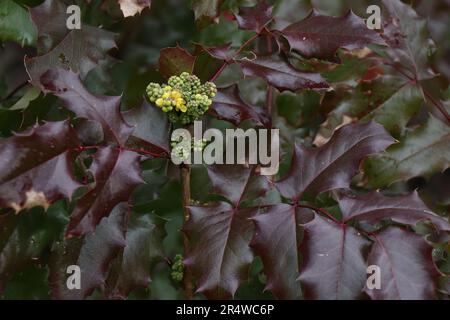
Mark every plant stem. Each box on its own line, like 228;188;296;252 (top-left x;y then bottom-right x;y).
297;203;341;224
180;164;194;299
209;33;260;82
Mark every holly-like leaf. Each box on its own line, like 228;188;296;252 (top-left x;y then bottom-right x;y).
365;115;450;188
0;0;37;46
250;204;302;299
104;213;165;299
184;164;268;298
40;69;133;146
191;0;222;28
66;147;143;237
184;203;257;299
339;191;450;231
29;0;70;52
317;74;407;140
277;121;394;201
234;1;273;33
299;215;370;299
210;85;270;127
123;100;170;156
25;26;116;87
277;10;385;60
367;227;440;299
361;83;423;137
27;0;116;86
0;121;81;213
118;0;151;17
49;204;128;299
158;46;196;79
380;0;436;80
238;56;329;92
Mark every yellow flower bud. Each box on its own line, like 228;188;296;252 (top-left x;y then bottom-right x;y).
155;98;164;107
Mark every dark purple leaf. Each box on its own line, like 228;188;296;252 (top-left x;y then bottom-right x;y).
66;147;143;237
234;1;273;33
30;0;70;52
105;213;165;299
40;69;133;146
198;43;234;62
278;10;385;59
184;164;268;298
276;121;394;201
210;85;270;127
49;204;128;299
299;215;370;299
0;121;81;212
27;1;116;86
238;56;329;91
251;204;302;299
158;46;196;79
123;100;170;156
367;227;440;299
184;203;256;298
339;191;450;231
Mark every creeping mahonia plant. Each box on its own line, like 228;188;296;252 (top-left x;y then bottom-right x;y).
146;72;216;124
0;0;449;302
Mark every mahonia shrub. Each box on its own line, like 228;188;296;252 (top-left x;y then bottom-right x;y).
0;0;449;300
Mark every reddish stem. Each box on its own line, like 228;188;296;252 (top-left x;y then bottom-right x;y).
180;164;194;299
297;203;341;225
209;33;260;82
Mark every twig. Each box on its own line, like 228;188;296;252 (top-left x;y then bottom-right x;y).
180;164;194;299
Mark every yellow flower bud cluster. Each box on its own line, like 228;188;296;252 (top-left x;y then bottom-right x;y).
151;85;186;113
146;72;217;124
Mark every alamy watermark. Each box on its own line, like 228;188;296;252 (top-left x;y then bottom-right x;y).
170;121;280;176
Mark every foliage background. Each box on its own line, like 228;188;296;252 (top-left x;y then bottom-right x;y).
0;0;449;299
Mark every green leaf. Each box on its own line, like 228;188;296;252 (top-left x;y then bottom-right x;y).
9;87;41;111
0;202;68;293
379;0;436;80
362;83;423;137
365;115;450;188
0;0;37;46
